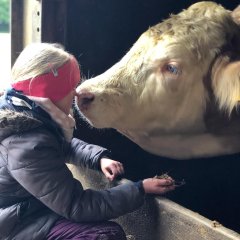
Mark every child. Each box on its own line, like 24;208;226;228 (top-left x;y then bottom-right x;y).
0;43;175;240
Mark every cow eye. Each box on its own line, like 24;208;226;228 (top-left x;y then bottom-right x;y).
166;64;180;75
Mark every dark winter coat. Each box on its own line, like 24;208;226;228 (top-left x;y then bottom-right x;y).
0;89;144;240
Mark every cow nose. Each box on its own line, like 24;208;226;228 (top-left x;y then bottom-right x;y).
77;91;95;111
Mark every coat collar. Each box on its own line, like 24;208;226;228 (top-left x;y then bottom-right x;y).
0;88;64;142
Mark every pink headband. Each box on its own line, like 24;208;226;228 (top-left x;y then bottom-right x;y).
11;56;80;102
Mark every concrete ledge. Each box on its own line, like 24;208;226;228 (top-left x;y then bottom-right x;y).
155;197;240;240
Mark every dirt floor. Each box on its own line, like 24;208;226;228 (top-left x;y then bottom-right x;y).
0;33;11;91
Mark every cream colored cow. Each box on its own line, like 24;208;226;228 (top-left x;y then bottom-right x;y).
76;1;240;160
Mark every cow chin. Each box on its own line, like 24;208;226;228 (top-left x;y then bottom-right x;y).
75;102;122;129
77;111;109;129
85;118;108;129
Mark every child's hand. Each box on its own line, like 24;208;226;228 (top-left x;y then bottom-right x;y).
142;177;175;195
100;158;124;181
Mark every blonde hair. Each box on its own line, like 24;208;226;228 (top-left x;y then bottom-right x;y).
11;43;71;83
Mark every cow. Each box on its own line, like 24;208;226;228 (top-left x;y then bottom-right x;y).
76;1;240;160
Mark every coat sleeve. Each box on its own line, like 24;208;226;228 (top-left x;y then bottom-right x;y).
6;129;144;222
65;137;111;170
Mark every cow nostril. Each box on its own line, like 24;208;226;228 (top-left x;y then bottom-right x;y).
78;92;95;111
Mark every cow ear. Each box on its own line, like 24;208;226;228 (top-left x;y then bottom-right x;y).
231;5;240;25
212;55;240;115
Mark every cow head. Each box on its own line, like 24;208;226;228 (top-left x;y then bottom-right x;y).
76;2;240;159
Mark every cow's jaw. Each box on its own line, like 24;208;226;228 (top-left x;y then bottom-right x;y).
118;127;240;159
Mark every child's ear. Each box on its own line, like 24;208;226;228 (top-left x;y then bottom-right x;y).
212;54;240;115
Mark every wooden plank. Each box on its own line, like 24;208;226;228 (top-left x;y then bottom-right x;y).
11;0;41;65
41;0;68;46
11;0;24;65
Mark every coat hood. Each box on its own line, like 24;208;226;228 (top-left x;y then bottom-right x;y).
0;109;42;142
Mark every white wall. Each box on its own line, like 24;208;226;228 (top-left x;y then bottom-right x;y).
0;33;11;91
